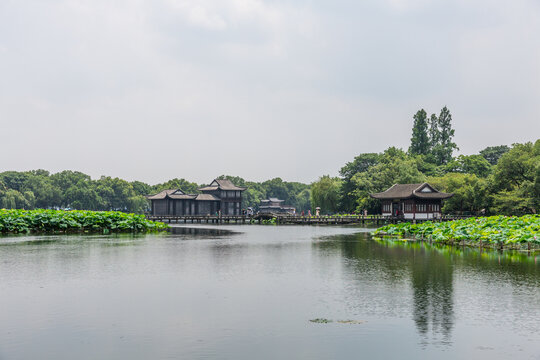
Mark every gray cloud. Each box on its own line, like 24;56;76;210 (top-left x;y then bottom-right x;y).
1;0;539;184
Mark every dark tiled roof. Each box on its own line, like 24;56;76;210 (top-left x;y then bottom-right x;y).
195;194;221;201
146;189;198;200
198;186;219;191
199;179;246;191
146;189;180;200
370;183;453;200
169;194;197;200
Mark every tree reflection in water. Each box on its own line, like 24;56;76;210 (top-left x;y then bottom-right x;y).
316;234;455;346
410;243;453;346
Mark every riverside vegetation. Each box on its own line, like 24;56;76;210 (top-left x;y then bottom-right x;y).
373;215;540;249
0;209;169;234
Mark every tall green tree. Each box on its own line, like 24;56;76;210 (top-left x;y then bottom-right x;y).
409;109;430;156
311;175;342;214
445;155;492;178
0;189;33;209
479;145;510;165
24;174;63;209
50;170;91;191
339;153;380;212
432;106;458;165
295;189;311;213
131;181;152;197
0;171;30;192
65;182;102;210
491;140;539;214
428;113;439;151
428;173;489;214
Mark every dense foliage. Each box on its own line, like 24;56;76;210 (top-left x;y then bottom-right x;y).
372;215;540;247
0;209;169;234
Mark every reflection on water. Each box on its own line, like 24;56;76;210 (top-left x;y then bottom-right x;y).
168;226;238;237
315;234;455;345
0;226;538;360
314;233;539;352
410;244;453;346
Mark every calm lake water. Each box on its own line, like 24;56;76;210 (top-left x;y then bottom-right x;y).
1;225;539;360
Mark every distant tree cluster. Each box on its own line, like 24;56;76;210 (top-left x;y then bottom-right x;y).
0;171;153;213
0;172;312;214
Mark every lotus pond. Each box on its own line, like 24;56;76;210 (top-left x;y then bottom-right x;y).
373;215;539;248
0;209;169;234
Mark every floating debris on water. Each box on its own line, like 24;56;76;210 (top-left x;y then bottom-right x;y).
309;318;365;324
336;320;365;324
309;318;332;323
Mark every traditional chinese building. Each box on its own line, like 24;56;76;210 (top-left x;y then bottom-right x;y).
198;179;246;215
147;179;246;216
370;183;453;219
259;198;296;215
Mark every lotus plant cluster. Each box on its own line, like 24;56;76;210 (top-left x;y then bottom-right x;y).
373;215;539;247
0;209;169;234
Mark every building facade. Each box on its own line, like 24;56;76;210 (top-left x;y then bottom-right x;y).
259;198;296;215
370;183;453;219
198;179;246;215
147;179;246;216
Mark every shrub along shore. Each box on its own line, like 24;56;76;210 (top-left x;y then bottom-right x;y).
0;209;169;234
372;215;540;250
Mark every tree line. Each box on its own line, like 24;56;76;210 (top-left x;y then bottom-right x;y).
1;107;538;215
0;171;311;213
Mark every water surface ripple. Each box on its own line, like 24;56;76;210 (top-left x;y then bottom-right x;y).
0;225;538;359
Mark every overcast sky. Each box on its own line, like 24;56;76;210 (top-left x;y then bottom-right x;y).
1;0;539;185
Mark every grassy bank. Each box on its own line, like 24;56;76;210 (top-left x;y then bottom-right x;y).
0;209;169;234
373;215;539;249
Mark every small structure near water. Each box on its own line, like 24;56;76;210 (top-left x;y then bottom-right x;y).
370;183;453;220
259;198;296;215
147;179;246;216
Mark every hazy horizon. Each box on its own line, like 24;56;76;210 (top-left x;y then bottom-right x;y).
1;0;539;185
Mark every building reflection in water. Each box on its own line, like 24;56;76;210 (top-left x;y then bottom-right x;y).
169;226;238;238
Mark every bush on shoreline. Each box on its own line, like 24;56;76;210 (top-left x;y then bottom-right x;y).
0;209;169;234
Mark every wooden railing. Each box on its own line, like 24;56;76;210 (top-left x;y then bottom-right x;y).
146;214;475;225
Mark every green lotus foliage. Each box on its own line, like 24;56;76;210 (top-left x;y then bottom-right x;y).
0;209;169;234
373;215;539;245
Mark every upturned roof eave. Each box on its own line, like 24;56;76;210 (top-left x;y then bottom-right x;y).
370;193;453;200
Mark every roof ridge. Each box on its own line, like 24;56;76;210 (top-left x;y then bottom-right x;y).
413;182;437;195
412;182;428;194
383;184;398;193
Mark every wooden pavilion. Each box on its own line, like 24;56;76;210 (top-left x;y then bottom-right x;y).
147;178;246;216
370;183;453;219
259;198;296;215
